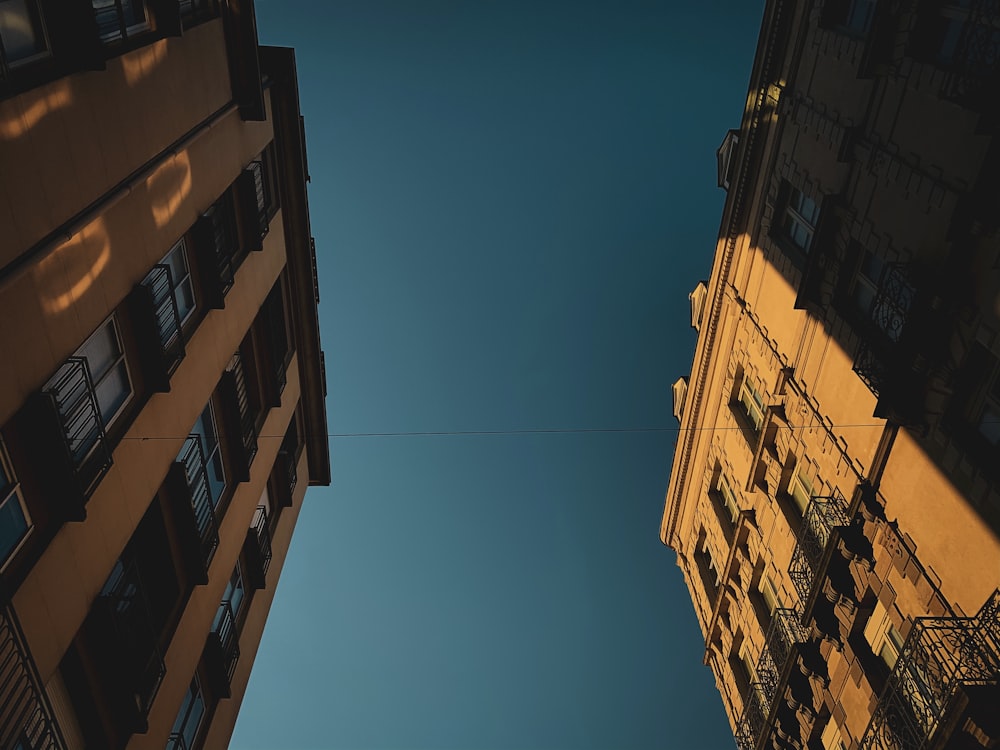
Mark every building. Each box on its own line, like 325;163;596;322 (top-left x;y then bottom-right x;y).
661;2;1000;749
0;1;330;748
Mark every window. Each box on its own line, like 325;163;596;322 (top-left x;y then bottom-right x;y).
865;601;906;672
826;0;876;36
161;240;196;326
92;0;149;43
704;537;722;585
212;564;245;630
0;440;30;567
976;370;1000;445
788;462;815;515
190;402;225;507
716;473;740;523
779;186;820;253
737;373;766;434
878;623;905;670
167;677;205;750
918;2;1000;69
0;0;49;67
759;574;780;616
850;251;914;342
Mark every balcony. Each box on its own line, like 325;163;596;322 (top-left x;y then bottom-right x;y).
130;264;185;392
243;506;273;590
788;490;851;604
0;601;67;749
937;0;1000;115
735;608;810;750
204;601;240;699
165;436;220;584
193;196;239;309
275;450;298;509
92;561;167;733
220;351;259;482
237;160;270;251
860;589;1000;750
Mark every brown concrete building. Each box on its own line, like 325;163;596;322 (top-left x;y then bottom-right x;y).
0;2;330;748
662;2;1000;749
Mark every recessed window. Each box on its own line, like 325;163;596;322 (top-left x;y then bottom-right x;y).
737;373;766;434
167;677;206;750
0;440;30;568
190;402;226;507
92;0;149;43
779;186;820;253
716;473;740;523
918;3;1000;69
788;462;815;515
759;573;779;616
161;240;197;326
79;317;133;428
825;0;876;36
878;623;905;670
0;0;49;67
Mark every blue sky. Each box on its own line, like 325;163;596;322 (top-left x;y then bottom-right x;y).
232;2;762;748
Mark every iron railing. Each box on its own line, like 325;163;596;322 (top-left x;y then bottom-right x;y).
853;263;916;398
93;0;148;43
735;683;770;750
99;560;166;719
166;733;192;750
210;601;240;688
43;357;113;500
0;601;67;750
860;589;1000;750
140;264;185;375
177;436;220;568
735;608;809;750
939;0;1000;105
229;352;259;467
250;506;272;576
788;490;850;603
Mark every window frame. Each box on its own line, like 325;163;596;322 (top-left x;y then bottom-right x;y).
0;0;51;70
788;461;816;515
167;675;206;750
0;439;31;570
779;186;821;254
81;315;134;430
92;0;151;45
160;238;198;329
716;473;740;524
759;573;780;616
736;372;766;435
190;401;226;509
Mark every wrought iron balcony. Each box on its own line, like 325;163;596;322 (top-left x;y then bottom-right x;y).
938;0;1000;110
860;589;1000;750
0;601;67;750
98;560;167;722
221;351;259;481
788;490;850;603
735;608;809;750
248;159;270;239
41;356;114;504
204;601;241;699
132;264;186;391
244;505;273;590
176;435;221;572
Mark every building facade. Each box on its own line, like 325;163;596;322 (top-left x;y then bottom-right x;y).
0;1;330;748
662;2;999;749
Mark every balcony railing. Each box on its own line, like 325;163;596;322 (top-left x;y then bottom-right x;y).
43;357;113;501
92;0;149;43
735;608;809;750
249;160;270;238
938;0;1000;108
134;264;185;389
788;490;850;603
0;601;67;750
205;601;240;698
99;560;166;720
244;505;273;590
194;197;238;308
177;435;220;569
860;589;1000;750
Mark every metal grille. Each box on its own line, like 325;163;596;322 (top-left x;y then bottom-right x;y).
860;589;1000;750
100;561;166;718
178;436;220;568
940;0;1000;103
211;602;240;687
788;490;850;602
44;357;113;500
250;506;273;576
735;683;770;750
0;602;67;749
228;352;258;466
141;264;185;375
248;160;270;237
